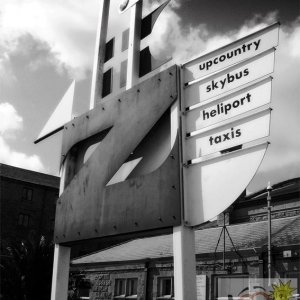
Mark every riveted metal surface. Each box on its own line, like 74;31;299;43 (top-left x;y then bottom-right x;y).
55;65;181;244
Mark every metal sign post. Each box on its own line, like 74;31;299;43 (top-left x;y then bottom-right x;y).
173;71;197;300
267;182;273;286
89;0;110;110
51;159;71;300
173;225;197;299
126;0;142;90
34;3;280;297
174;23;279;299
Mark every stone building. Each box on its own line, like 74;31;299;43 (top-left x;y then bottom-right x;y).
70;178;300;300
0;163;59;245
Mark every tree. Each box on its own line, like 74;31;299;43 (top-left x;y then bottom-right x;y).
0;236;54;300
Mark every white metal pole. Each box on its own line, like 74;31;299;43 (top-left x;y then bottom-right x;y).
51;244;71;300
126;0;142;90
267;182;273;286
51;159;71;300
90;0;110;109
173;225;197;299
171;84;197;300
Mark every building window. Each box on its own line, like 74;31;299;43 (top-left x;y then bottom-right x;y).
105;38;114;62
139;47;152;77
120;60;127;88
102;68;112;98
18;214;30;227
121;29;129;51
114;278;137;299
157;277;174;299
22;187;33;201
126;279;137;297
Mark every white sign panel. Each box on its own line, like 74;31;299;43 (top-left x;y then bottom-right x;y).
185;109;271;160
183;22;279;83
184;143;268;225
184;48;275;105
185;77;272;133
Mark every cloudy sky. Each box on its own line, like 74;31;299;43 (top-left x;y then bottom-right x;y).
0;0;299;192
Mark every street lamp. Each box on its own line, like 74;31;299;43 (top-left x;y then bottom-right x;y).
266;182;273;286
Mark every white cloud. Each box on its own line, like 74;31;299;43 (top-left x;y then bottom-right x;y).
0;0;188;80
0;51;17;85
0;102;45;172
0;102;23;138
149;10;280;64
0;136;44;172
0;0;99;79
148;6;209;63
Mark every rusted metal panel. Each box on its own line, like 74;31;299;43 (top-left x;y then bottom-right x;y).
55;65;181;244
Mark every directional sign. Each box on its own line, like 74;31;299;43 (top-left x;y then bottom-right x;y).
185;77;272;133
184;48;275;106
183;22;279;83
181;23;279;226
185;108;271;160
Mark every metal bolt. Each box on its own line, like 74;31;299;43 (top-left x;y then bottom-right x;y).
169;72;173;76
170;154;175;159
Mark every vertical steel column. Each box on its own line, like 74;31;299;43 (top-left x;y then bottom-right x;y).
223;213;226;270
51;161;71;300
173;225;197;300
90;0;110;109
126;0;142;90
51;244;71;300
174;66;197;300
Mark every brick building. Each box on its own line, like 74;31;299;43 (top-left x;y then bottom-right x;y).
70;178;300;300
0;163;59;245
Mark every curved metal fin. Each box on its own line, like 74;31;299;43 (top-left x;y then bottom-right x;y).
35;81;75;144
